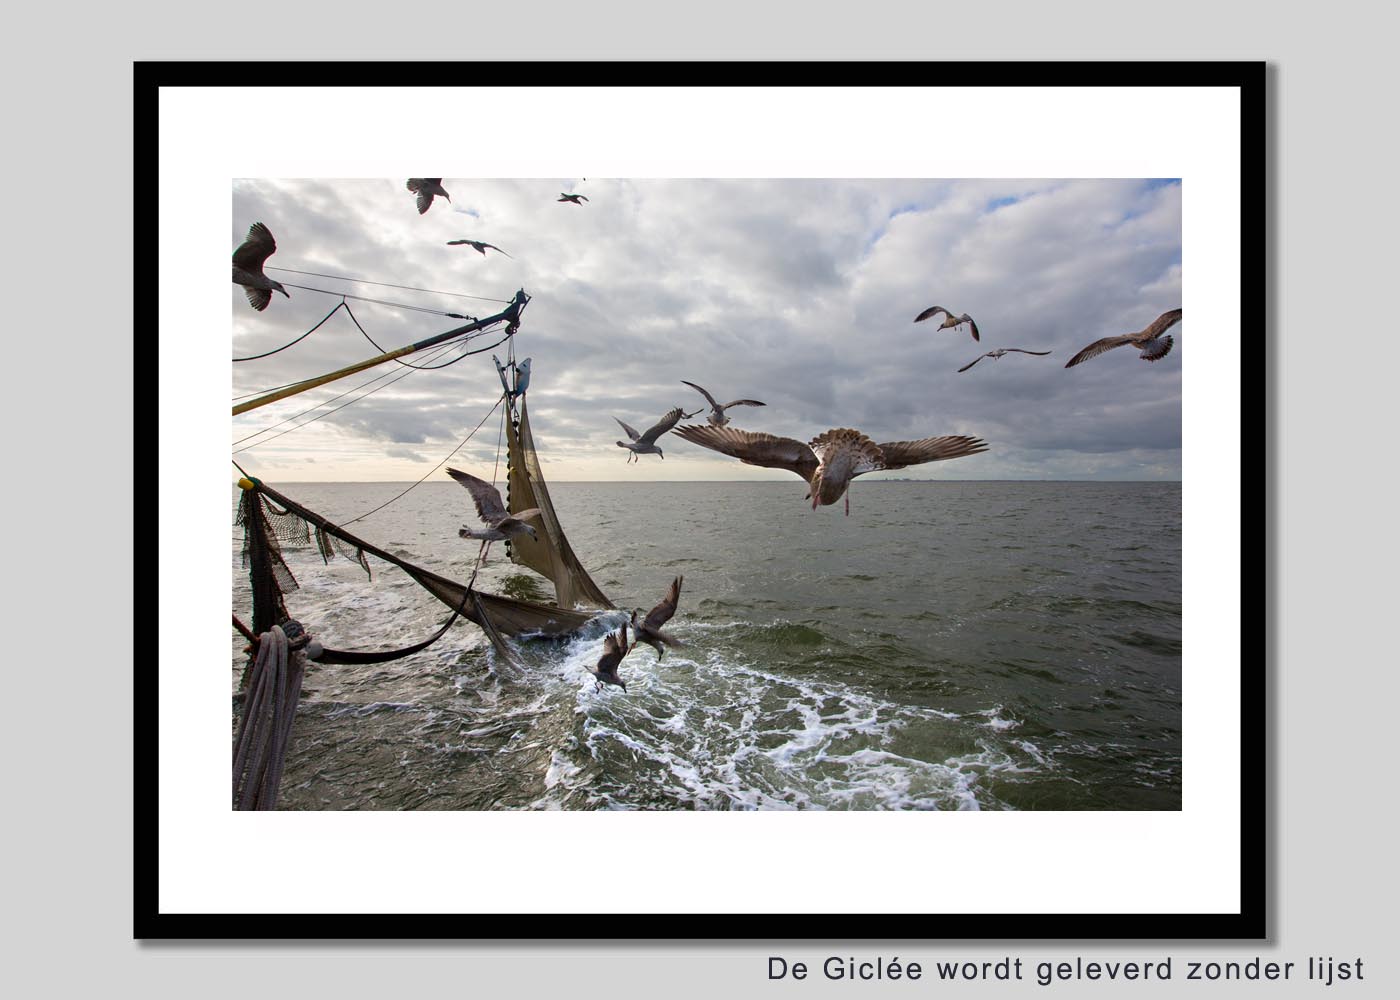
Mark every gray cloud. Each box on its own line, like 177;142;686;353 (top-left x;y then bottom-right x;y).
231;178;1181;481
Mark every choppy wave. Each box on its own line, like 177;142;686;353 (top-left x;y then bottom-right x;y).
235;481;1181;810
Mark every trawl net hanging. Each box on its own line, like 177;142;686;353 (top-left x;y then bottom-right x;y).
505;397;614;610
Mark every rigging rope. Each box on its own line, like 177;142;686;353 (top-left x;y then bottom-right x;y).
234;375;318;403
344;302;473;370
230;318;506;403
231;336;466;449
343;392;508;525
277;281;473;318
266;265;512;304
343;303;514;371
233;301;345;363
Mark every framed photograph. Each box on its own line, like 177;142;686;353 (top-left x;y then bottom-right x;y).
143;61;1262;937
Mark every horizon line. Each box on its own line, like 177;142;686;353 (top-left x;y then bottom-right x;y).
243;478;1184;485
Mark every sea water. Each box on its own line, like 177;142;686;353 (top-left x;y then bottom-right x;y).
232;480;1181;810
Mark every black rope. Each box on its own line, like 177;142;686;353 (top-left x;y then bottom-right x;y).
343;392;508;525
275;281;476;319
234;375;318;402
231;338;467;452
232;337;463;447
230;322;490;403
233;301;344;362
266;265;512;304
311;587;473;665
342;303;512;371
344;303;472;370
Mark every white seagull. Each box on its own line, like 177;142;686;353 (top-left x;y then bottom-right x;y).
915;305;981;341
447;468;541;561
958;348;1052;373
680;380;766;427
614;407;689;463
673;425;988;515
1065;308;1182;368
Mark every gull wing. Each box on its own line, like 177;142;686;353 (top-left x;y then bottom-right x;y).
680;380;720;410
596;624;630;673
721;398;765;410
614;417;641;442
964;316;981;342
639;407;686;444
446;467;508;523
1139;335;1174;361
874;435;989;472
232;222;277;271
1064;335;1134;368
497;509;543;535
672;425;818;482
1143;308;1183;339
958;353;990;373
914;305;952;323
644;576;683;631
242;284;272;312
1006;348;1052;356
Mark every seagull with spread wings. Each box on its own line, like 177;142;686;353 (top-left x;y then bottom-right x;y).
614;406;694;462
446;239;512;258
1064;308;1182;368
680;380;766;427
631;576;685;660
587;623;631;692
914;305;981;341
231;223;290;312
558;192;589;205
406;178;451;214
447;468;541;561
957;348;1052;373
673;425;988;515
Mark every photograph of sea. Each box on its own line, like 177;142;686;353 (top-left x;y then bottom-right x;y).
232;177;1182;811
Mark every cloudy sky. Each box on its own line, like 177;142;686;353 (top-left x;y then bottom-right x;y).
232;177;1181;482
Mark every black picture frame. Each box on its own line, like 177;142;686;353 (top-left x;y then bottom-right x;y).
138;60;1264;940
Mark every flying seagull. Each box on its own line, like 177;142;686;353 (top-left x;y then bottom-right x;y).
231;222;289;312
631;576;684;660
614;407;691;462
447;468;542;561
914;305;981;341
957;348;1052;373
558;193;589;205
446;239;512;258
406;178;451;214
673;425;988;515
1064;308;1182;368
680;380;767;427
587;623;631;692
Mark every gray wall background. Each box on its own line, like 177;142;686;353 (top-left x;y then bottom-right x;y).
6;1;1383;994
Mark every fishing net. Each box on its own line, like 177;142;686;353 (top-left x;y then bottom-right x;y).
505;397;615;610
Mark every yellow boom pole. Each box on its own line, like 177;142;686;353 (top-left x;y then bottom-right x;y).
232;289;528;416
